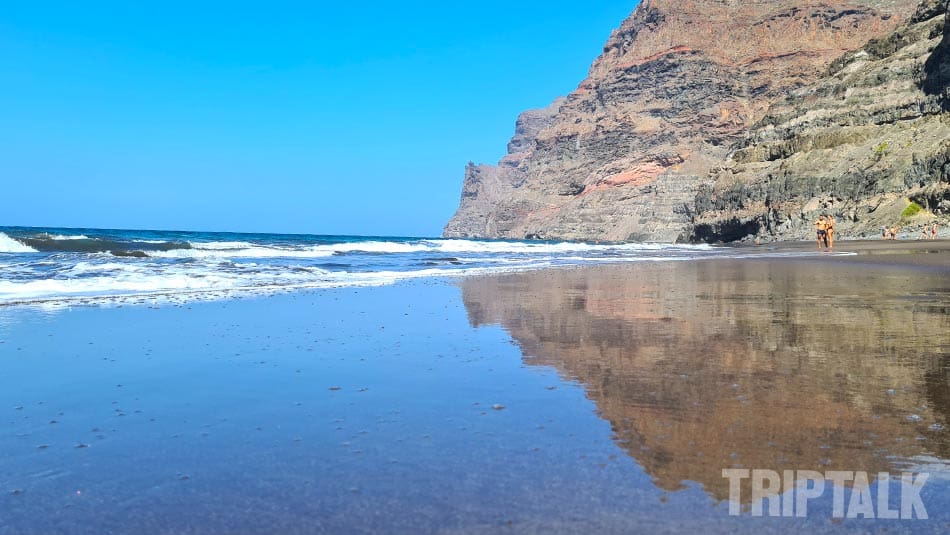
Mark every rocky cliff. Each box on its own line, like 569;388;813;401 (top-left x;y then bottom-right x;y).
694;0;950;241
445;0;941;242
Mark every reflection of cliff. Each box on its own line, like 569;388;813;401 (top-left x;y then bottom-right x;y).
460;258;950;501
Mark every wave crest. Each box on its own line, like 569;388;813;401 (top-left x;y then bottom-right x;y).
0;233;38;253
156;238;712;259
16;236;192;256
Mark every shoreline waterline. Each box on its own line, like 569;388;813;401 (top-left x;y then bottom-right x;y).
0;225;841;309
13;225;946;309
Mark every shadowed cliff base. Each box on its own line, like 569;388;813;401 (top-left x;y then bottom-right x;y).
460;241;950;504
922;0;950;103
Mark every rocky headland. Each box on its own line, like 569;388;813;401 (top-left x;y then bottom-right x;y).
445;0;949;243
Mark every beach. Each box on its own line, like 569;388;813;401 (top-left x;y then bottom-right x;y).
2;240;949;534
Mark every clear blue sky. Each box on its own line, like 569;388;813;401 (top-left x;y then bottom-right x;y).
0;1;637;237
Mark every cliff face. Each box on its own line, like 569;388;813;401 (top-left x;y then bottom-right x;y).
445;0;928;242
693;0;950;242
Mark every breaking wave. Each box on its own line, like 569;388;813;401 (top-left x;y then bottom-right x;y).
0;233;38;253
15;235;192;256
152;238;712;259
0;226;835;308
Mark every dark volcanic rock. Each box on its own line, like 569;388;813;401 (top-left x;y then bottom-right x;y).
923;1;950;102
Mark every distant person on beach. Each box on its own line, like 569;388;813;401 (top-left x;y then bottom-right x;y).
882;225;888;239
826;215;835;248
933;222;939;240
815;215;829;248
920;227;930;240
890;226;900;240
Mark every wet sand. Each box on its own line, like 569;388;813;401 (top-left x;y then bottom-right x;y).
1;241;949;534
735;238;950;268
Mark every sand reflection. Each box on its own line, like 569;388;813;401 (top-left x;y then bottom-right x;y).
461;258;950;501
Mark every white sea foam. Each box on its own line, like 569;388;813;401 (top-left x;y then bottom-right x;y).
0;233;37;253
155;239;433;259
152;246;336;259
66;262;144;275
186;240;430;255
422;239;710;254
0;261;510;305
189;241;261;250
0;261;326;300
0;274;229;299
314;241;431;253
50;234;91;240
163;238;711;259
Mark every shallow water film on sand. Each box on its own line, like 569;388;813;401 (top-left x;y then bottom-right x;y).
1;241;949;534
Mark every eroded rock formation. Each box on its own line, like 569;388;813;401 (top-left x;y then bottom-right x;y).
445;0;945;242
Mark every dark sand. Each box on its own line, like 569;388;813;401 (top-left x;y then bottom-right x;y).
1;241;948;534
737;238;950;268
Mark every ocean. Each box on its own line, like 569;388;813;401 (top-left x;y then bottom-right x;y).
0;226;823;307
2;229;948;534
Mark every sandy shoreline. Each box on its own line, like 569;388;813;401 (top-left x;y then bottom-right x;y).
1;244;949;534
722;238;950;269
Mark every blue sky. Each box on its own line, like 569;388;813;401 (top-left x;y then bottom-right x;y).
0;1;637;236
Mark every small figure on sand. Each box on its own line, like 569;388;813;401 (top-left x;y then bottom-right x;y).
933;222;939;240
881;225;887;239
888;226;900;240
826;215;835;248
815;215;829;249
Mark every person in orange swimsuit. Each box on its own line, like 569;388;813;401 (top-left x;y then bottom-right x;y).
826;215;835;248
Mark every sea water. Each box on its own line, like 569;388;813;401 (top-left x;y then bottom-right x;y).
0;225;827;306
0;226;709;306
